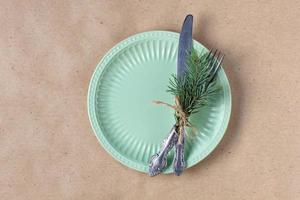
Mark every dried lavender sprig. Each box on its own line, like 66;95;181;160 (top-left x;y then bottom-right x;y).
148;125;178;176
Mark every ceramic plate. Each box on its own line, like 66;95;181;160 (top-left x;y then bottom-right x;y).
88;31;231;173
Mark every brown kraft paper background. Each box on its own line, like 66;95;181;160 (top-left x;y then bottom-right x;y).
0;0;299;199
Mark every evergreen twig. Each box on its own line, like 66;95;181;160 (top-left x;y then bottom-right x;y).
167;48;222;121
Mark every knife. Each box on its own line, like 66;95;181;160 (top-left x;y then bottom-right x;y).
148;15;193;177
173;14;193;175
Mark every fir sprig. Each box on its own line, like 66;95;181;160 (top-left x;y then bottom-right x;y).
167;48;222;118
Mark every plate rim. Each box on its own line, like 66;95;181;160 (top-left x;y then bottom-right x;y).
87;30;232;174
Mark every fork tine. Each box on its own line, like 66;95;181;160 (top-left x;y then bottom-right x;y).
207;49;217;68
215;53;224;71
205;49;213;60
207;50;218;74
211;50;221;71
214;53;224;74
217;54;224;69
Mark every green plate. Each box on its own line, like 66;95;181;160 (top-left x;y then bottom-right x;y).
88;31;231;174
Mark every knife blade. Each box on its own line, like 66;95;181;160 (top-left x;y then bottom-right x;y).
177;14;193;78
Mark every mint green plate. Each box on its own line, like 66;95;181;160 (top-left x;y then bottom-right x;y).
88;31;231;174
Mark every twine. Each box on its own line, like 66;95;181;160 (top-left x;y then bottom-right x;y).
153;97;198;140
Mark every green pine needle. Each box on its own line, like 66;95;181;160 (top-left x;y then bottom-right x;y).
167;48;221;117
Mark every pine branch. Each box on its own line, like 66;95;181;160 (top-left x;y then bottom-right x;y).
167;48;221;118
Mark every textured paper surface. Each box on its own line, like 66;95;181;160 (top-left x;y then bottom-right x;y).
1;0;300;199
